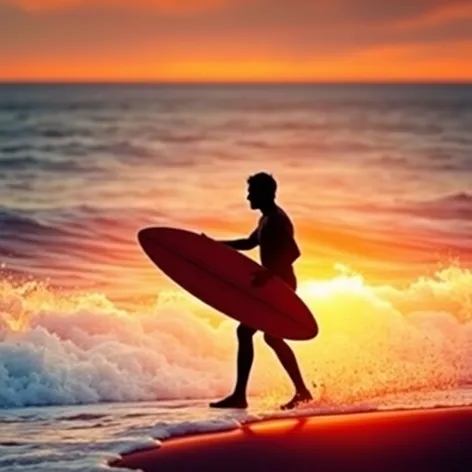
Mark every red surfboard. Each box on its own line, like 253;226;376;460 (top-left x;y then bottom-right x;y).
138;227;318;341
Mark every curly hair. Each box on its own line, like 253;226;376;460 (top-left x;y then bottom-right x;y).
247;172;277;199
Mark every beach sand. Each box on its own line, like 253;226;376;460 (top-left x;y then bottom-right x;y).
110;407;472;472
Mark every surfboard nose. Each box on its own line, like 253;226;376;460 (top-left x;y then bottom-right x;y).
137;227;156;246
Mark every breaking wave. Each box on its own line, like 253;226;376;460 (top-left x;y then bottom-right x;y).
1;264;472;409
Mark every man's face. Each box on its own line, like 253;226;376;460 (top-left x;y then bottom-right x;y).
247;185;263;210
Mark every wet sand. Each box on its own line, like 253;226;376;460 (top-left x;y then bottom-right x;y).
110;406;472;472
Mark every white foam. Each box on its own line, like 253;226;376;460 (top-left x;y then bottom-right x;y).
109;437;161;455
1;266;472;409
147;418;241;440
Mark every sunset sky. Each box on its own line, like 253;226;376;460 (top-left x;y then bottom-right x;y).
1;0;472;82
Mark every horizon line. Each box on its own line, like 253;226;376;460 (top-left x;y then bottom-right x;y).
1;79;472;86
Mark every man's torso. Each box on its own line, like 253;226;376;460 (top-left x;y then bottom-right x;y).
254;205;300;284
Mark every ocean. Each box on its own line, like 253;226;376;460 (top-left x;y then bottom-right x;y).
1;83;472;471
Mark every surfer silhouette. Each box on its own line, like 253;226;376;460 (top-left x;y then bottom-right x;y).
209;172;313;410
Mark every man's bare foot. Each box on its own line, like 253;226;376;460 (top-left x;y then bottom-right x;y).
209;394;248;409
280;389;313;410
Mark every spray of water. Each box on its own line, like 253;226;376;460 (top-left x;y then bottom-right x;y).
1;265;471;408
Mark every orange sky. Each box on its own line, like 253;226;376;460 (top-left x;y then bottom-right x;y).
1;0;472;81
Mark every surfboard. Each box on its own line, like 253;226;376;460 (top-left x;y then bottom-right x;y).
137;227;318;341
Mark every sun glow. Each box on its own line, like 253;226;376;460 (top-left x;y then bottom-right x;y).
298;264;366;300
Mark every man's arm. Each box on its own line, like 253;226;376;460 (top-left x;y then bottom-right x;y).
219;229;258;251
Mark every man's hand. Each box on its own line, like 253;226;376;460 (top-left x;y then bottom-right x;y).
251;268;273;287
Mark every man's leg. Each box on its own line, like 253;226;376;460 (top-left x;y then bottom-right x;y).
210;324;257;408
264;333;312;409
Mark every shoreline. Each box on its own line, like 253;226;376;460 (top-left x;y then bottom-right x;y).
110;406;472;472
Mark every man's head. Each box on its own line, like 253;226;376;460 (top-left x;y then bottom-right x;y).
247;172;277;210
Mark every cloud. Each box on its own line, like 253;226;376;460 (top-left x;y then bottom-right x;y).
1;0;471;80
391;1;472;30
1;0;469;21
1;0;230;14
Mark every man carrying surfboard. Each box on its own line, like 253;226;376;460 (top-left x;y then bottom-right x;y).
209;172;313;410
